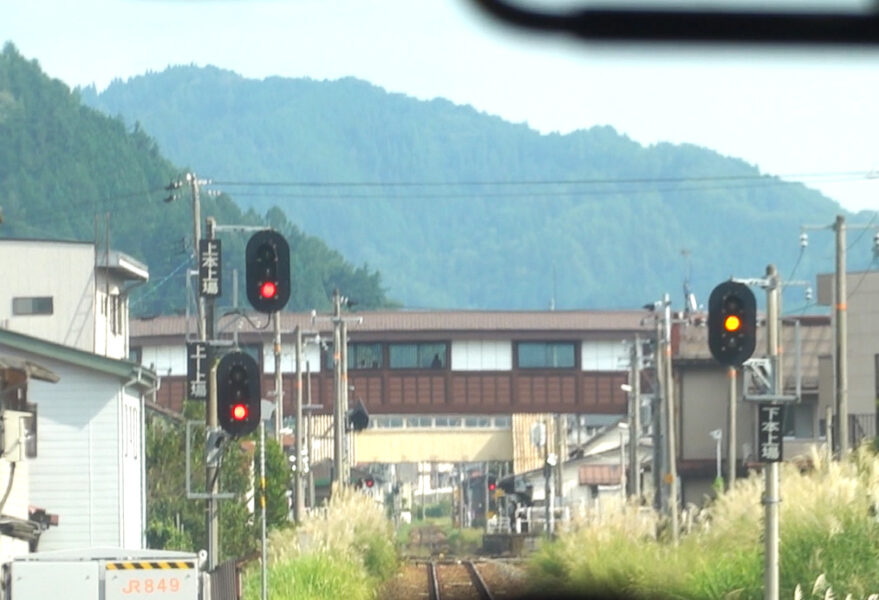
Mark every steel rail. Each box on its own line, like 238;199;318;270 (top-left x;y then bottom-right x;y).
463;560;495;600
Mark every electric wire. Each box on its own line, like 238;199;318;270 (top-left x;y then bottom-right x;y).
130;257;192;310
845;210;879;251
209;169;869;189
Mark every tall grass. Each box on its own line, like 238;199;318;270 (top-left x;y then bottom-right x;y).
527;445;879;599
242;485;397;599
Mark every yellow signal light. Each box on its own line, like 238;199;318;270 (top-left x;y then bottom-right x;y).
724;315;742;332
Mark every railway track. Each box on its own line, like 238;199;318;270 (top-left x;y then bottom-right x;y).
426;559;494;600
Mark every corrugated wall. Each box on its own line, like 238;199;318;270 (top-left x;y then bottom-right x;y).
512;413;566;474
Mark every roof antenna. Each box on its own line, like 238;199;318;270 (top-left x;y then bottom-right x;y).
682;249;698;315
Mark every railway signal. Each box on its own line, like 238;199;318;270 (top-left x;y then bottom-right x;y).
217;351;261;436
708;280;757;366
245;230;290;313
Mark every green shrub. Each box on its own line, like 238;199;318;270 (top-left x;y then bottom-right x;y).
243;485;397;600
242;552;372;600
423;499;452;518
527;445;879;599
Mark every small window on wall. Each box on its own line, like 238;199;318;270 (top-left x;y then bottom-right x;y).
129;346;143;364
348;343;383;370
517;342;575;369
783;403;814;439
389;343;448;369
12;297;53;316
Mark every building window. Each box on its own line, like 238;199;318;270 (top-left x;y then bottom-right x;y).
348;343;383;370
389;343;448;369
517;342;575;369
12;297;53;316
492;415;511;429
129;346;143;364
783;402;814;439
110;294;122;335
405;416;433;428
434;415;462;428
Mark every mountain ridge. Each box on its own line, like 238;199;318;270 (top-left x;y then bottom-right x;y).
80;63;865;312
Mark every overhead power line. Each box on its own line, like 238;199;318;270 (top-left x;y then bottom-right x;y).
210;169;869;190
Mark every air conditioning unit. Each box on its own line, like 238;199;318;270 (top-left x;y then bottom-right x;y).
3;409;36;462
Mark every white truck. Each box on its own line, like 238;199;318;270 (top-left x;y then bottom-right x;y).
1;547;202;600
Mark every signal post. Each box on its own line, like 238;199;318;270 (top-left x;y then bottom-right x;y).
709;267;789;600
190;222;291;572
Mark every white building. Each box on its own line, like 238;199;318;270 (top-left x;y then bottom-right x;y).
0;239;148;360
0;238;156;552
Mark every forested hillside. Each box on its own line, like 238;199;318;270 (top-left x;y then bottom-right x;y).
81;65;874;311
0;44;394;316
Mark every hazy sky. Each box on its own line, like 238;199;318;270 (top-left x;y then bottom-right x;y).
4;0;879;213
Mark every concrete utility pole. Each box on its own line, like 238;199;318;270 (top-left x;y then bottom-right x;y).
273;312;283;443
663;294;679;545
314;289;363;487
332;292;344;486
765;264;781;600
834;215;848;454
554;413;564;502
800;214;879;454
306;360;315;508
204;215;219;572
653;314;665;511
628;335;642;499
727;366;737;490
188;173;205;341
341;320;351;483
293;326;304;524
543;418;553;536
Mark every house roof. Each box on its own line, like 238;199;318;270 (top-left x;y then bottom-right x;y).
0;329;156;389
0;356;59;383
675;314;831;390
132;309;653;340
97;250;149;282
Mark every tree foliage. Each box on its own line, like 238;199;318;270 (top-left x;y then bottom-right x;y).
0;44;395;316
144;401;291;560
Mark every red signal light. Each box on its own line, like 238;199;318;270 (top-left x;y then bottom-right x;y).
724;315;742;332
231;403;248;421
489;483;496;492
365;478;374;488
260;281;277;299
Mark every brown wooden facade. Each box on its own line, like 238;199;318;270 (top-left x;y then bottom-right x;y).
135;310;647;419
152;367;629;417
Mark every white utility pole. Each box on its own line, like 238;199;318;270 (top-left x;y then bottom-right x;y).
765;264;781;600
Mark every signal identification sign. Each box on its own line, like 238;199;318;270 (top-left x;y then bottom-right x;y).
198;239;222;298
758;404;785;463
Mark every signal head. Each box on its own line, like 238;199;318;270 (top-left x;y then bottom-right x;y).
217;351;261;436
708;280;757;367
246;230;290;313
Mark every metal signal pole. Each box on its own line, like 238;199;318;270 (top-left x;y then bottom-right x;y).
294;326;304;524
728;366;737;490
834;215;848;453
765;264;781;600
273;312;283;443
663;294;679;545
